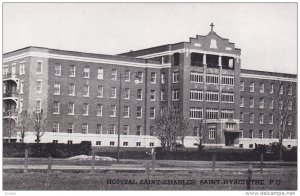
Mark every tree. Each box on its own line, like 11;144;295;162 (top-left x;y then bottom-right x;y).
152;107;190;151
32;110;48;143
15;111;32;143
271;80;296;160
193;119;208;151
3;118;16;143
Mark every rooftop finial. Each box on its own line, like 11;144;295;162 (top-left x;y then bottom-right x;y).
210;23;215;32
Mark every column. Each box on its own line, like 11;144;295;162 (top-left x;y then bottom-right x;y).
203;54;207;65
218;56;222;67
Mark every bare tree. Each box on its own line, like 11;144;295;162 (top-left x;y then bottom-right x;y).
271;80;296;160
3;118;16;143
152;107;190;151
32;110;48;143
193;119;208;151
15;111;32;143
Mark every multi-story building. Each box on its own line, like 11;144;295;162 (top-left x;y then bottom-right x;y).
3;25;297;148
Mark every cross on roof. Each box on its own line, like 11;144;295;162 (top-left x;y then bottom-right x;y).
210;23;215;32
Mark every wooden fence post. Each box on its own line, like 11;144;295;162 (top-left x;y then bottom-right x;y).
260;153;263;174
212;152;216;172
151;151;156;174
246;163;253;190
91;150;95;173
47;156;52;175
24;149;28;173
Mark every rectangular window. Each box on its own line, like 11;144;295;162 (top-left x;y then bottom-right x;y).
270;84;274;93
269;114;273;124
172;72;179;83
221;75;234;86
83;103;89;115
110;141;115;146
53;101;60;114
68;123;73;133
221;110;234;119
123;106;130;117
221;92;234;103
161;90;166;101
97;86;103;98
125;70;130;82
259;114;264;124
36;100;42;113
83;84;89;97
150;126;154;136
54;82;60;95
136;142;141;147
250;113;254;123
150;90;156;101
208;126;216;140
97;104;103;116
111;87;117;98
279;101;283;109
136;126;142;135
206;91;219;102
82;123;88;134
240;112;244;123
190;71;203;83
137;89;143;100
137;106;142;118
250;97;254;108
97;68;104;80
269;130;273;139
190;90;203;101
69;84;75;96
96;124;102;134
69;65;76;77
53;123;59;133
150;72;156;83
249;130;253;139
259;98;264;108
109;125;115;134
288;86;293;95
206;74;219;84
123;142;128;146
137;71;143;83
110;105;116;117
288;116;292;125
161;72;166;84
111;69;117;80
150;107;155;119
259;130;263;139
37;61;43;74
123;125;129;135
68;102;74;115
269;98;274;109
20;81;24;94
124;88;130;99
240;97;244;107
96;141;101;146
19;62;25;75
240;81;244;91
260;83;264;93
83;67;90;78
36;80;42;93
250;82;255;92
288;101;292;110
206;108;218;119
54;64;61;76
189;107;203;119
279;85;283;94
172;90;179;101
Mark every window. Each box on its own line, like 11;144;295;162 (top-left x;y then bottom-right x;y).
19;99;23;112
172;72;179;83
150;107;155;119
206;91;219;102
136;126;142;135
68;123;73;133
124;88;130;99
288;116;292;125
279;101;283;109
260;83;264;93
250;82;255;92
53;123;59;133
149;142;154;147
221;92;234;103
240;97;244;107
206;74;219;84
36;100;42;113
68;102;74;115
82;123;88;134
53;140;58;144
250;113;254;123
161;90;166;101
206;108;218;119
240;112;244;123
190;72;203;83
110;105;116;117
221;75;234;86
150;126;155;136
288;86;293;95
240;81;244;91
226;123;235;130
37;61;43;74
259;98;264;108
97;104;103;116
136;142;141;147
150;90;156;101
20;80;24;94
96;141;101;146
269;99;274;109
259;114;264;124
288;101;292;110
172;90;179;101
270;84;274;93
83;84;89;97
173;53;180;66
83;67;90;78
19;62;25;75
136;71;143;83
97;86;103;98
239;131;243;139
53;101;60;114
111;69;117;80
221;110;234;119
54;64;61;76
96;124;102;134
189;107;203;119
123;142;128;146
249;130;253;139
150;72;156;83
83;103;89;115
259;130;263;139
279;85;283;94
125;70;130;82
54;83;60;95
69;84;75;96
36;80;42;93
208;126;216;140
109;125;115;134
69;65;76;77
97;68;104;80
269;130;273;139
137;89;143;100
110;87;117;98
269;114;274;124
110;141;115;146
190;90;203;101
161;72;166;84
123;125;129;135
250;97;254;108
123;106;130;117
137;106;142;118
249;144;253;149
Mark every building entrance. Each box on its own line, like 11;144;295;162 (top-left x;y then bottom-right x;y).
224;132;239;146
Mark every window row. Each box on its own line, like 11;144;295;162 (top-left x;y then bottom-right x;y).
190;72;234;85
240;97;293;110
240;81;294;95
189;108;234;119
189;90;234;103
240;113;293;125
240;129;293;139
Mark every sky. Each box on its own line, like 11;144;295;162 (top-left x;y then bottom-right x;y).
3;3;297;74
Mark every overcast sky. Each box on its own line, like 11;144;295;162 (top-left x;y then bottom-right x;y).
3;3;297;74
